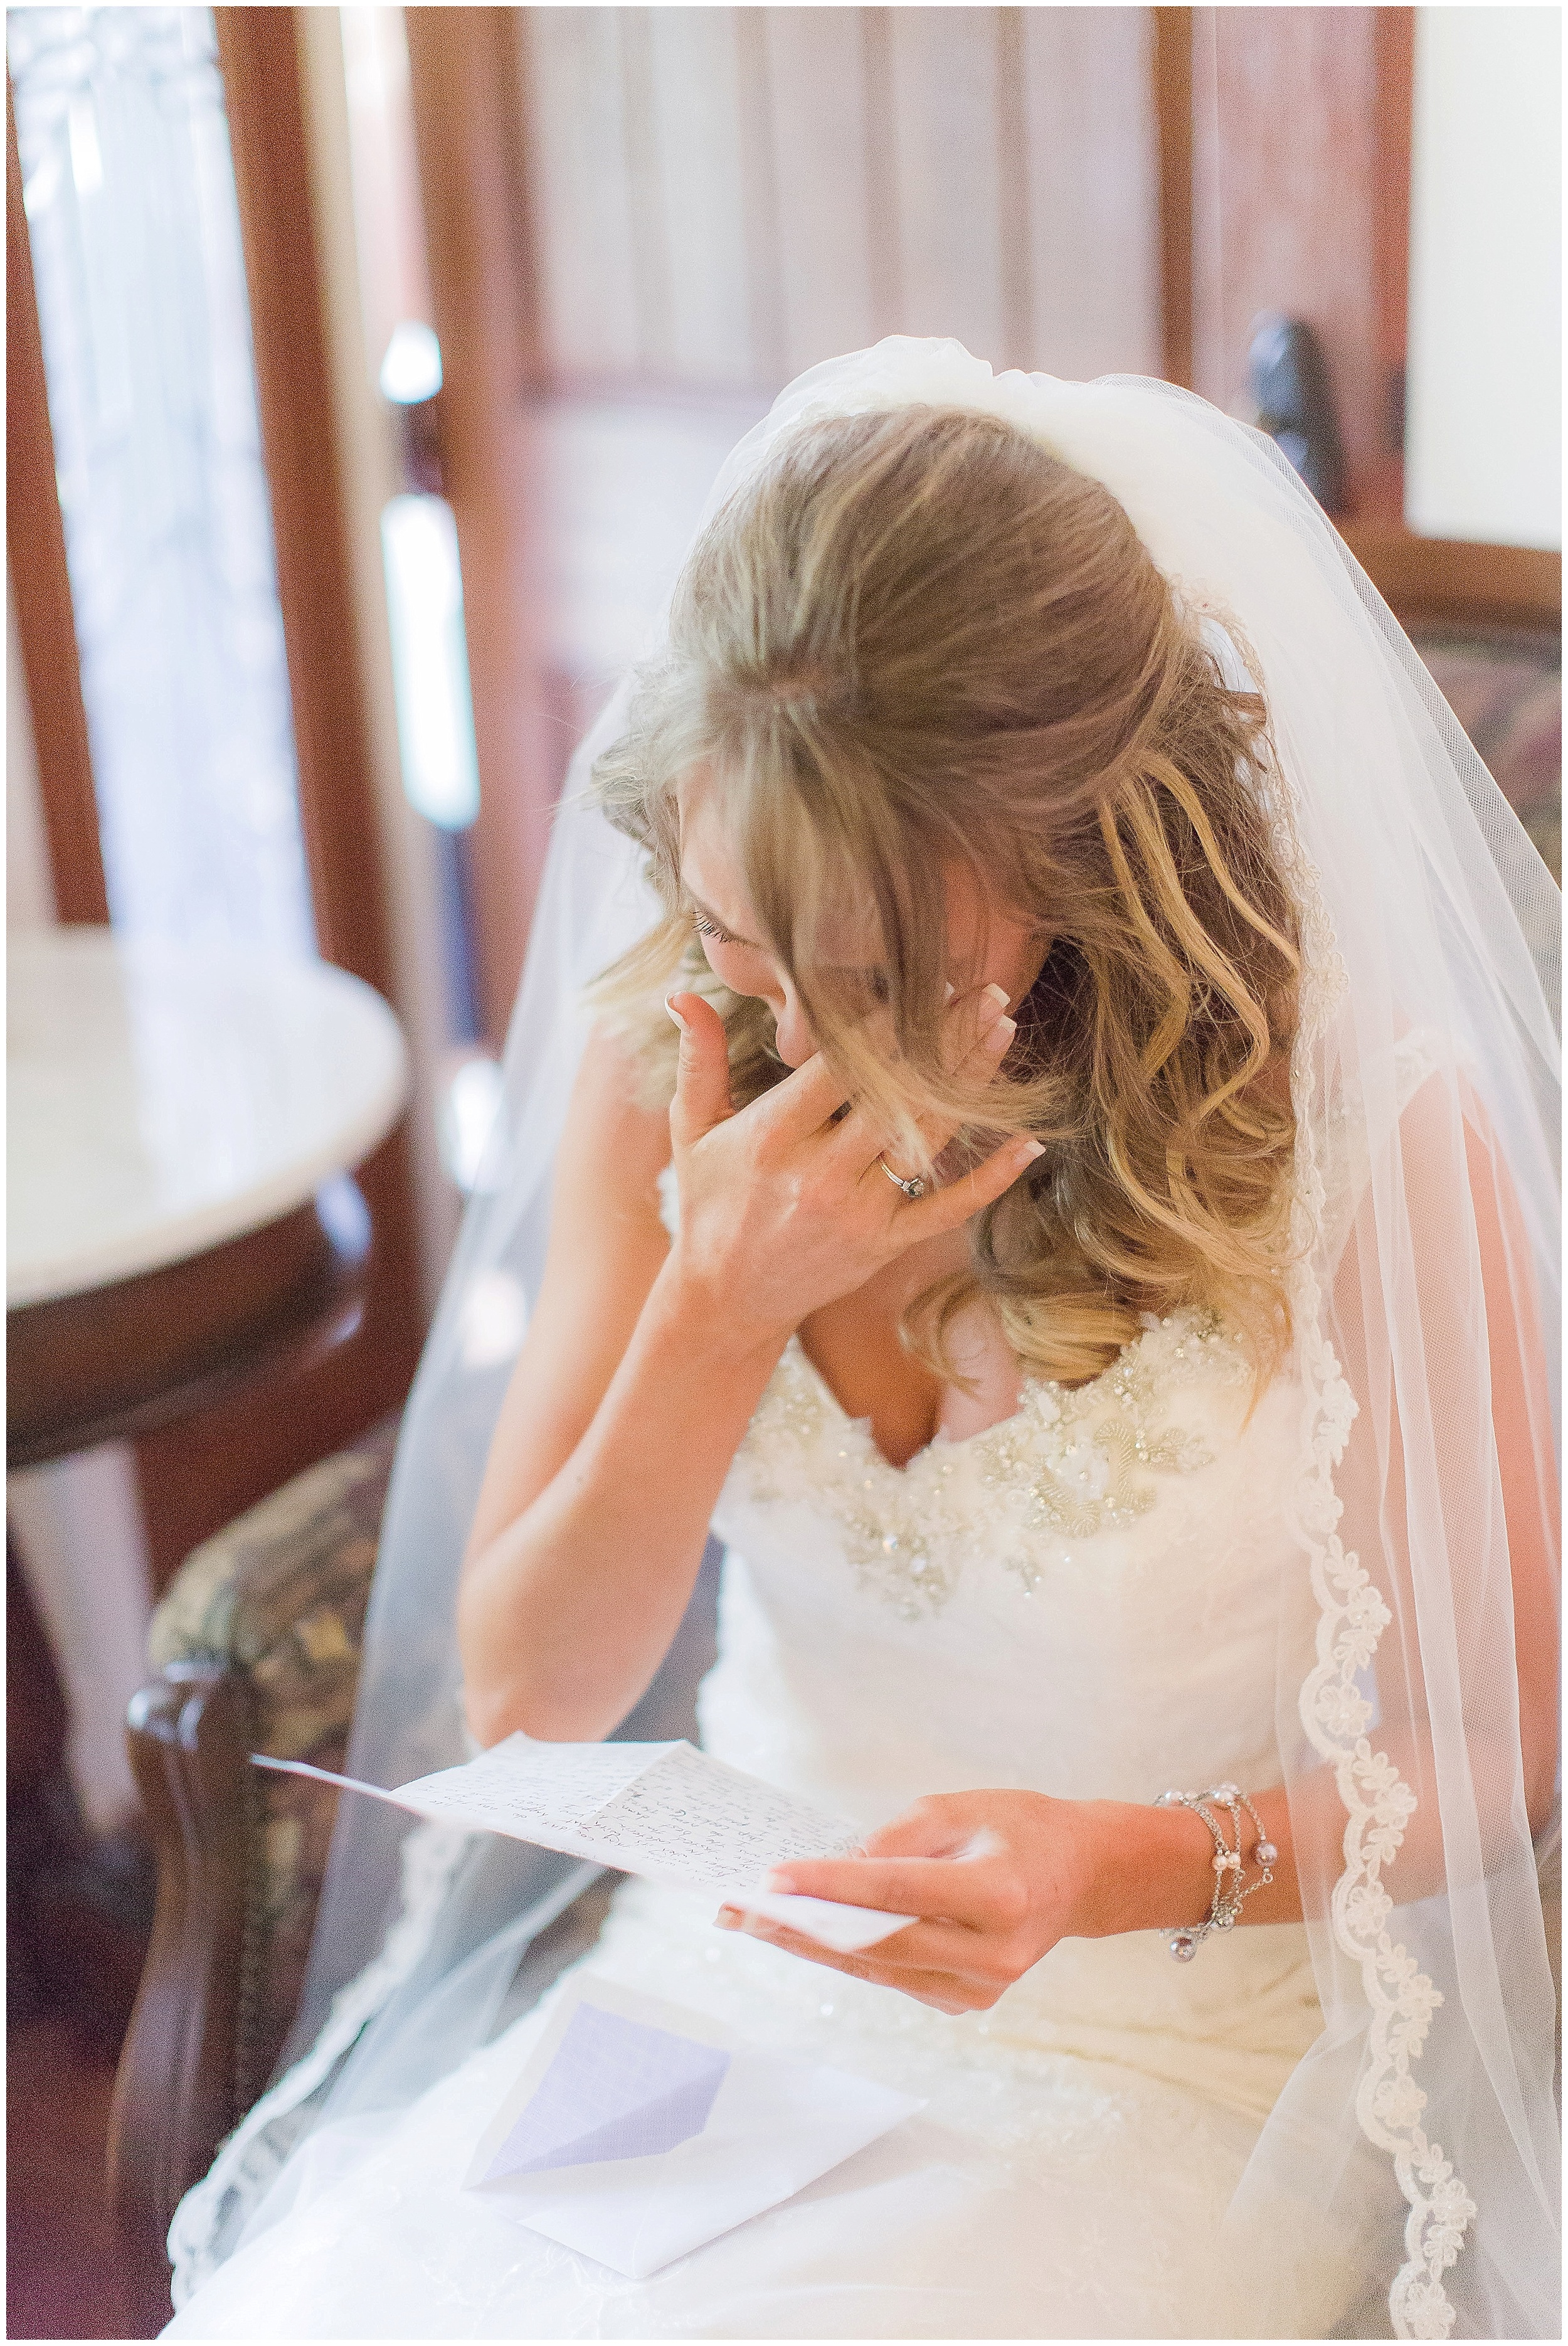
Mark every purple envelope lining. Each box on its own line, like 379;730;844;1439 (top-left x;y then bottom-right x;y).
483;2004;731;2182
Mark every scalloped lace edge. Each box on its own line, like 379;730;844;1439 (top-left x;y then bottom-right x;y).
167;1829;603;2312
1277;806;1475;2343
166;1819;475;2309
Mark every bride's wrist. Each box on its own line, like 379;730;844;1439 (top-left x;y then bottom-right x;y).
1067;1799;1216;1939
648;1251;795;1367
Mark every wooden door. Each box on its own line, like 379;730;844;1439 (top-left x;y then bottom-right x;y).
404;4;1167;1041
7;19;427;1591
1177;7;1559;627
401;3;1555;1049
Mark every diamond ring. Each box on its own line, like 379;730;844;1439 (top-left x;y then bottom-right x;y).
877;1157;926;1201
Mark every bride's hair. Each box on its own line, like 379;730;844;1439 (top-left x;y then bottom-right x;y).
590;405;1302;1388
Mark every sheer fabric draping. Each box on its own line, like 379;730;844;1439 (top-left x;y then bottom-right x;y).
169;344;1559;2340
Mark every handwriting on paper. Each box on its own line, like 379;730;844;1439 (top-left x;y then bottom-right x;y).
253;1734;911;1949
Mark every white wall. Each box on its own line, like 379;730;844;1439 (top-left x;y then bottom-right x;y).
1406;7;1561;549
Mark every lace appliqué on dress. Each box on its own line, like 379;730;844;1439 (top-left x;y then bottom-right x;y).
730;1307;1251;1621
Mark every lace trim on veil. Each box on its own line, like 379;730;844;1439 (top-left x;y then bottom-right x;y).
1273;788;1475;2343
167;1820;473;2306
167;1830;600;2306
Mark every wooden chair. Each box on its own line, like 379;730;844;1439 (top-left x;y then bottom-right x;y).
105;1416;718;2325
107;1419;398;2317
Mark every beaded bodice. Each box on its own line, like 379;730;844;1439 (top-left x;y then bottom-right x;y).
692;1263;1318;1837
728;1307;1253;1619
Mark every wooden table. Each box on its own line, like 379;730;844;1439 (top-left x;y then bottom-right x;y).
7;929;409;1468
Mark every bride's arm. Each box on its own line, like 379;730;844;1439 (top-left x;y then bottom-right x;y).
753;1080;1557;2012
461;990;1034;1745
458;1021;767;1745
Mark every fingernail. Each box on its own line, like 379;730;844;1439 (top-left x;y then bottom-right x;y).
715;1908;739;1929
943;981;956;1002
1018;1138;1045;1161
983;983;1011;1008
664;995;688;1032
764;1871;797;1894
983;1014;1017;1054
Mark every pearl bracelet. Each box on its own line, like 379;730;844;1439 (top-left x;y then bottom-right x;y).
1153;1781;1278;1961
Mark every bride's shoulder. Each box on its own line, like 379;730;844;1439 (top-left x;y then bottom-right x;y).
1313;1022;1488;1261
1318;1021;1454;1135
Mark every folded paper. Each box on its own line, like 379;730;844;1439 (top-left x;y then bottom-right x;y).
464;1976;924;2277
253;1733;914;1953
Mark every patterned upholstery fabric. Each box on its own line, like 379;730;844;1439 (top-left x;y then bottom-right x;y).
1416;626;1561;883
146;1420;398;2097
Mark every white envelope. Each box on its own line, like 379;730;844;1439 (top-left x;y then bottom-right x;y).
464;1975;924;2278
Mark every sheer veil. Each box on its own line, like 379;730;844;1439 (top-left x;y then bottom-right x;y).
169;341;1560;2339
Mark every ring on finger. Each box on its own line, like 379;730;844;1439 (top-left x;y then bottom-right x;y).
877;1157;926;1201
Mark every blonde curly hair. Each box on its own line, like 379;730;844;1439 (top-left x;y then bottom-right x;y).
590;405;1302;1391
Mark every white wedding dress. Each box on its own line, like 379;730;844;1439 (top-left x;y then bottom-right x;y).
166;1117;1422;2340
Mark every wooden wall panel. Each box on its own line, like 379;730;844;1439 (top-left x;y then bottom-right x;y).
512;6;1163;394
615;9;675;373
764;10;876;378
1190;7;1386;509
1367;6;1414;526
994;9;1034;373
406;6;550;1041
645;10;755;383
733;11;787;388
526;10;640;377
886;10;1009;364
859;9;903;347
1152;8;1194;390
1024;9;1162;381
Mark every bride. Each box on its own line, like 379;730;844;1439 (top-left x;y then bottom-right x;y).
164;343;1558;2341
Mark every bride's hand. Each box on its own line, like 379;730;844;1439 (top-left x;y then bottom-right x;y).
714;1790;1217;2015
664;987;1042;1342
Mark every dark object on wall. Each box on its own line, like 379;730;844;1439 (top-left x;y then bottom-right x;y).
1249;312;1348;514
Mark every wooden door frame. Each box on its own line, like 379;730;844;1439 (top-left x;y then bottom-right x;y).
215;7;405;1006
130;10;429;1588
6;77;108;924
1366;3;1414;528
208;11;426;1364
404;5;547;1048
8;14;430;1584
9;24;437;1038
1152;8;1194;393
1154;5;1558;635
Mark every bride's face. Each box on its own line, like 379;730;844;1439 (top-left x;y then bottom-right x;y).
677;777;1047;1070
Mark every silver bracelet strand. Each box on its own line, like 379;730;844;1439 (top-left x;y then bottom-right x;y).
1153;1782;1278;1962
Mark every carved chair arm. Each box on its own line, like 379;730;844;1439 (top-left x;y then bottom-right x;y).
109;1419;398;2299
